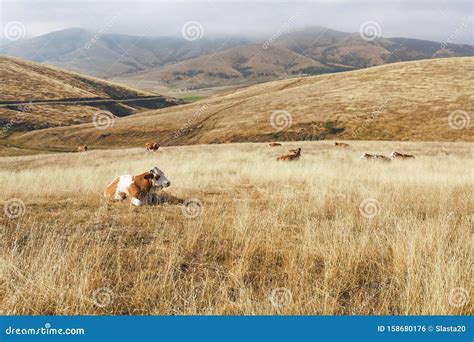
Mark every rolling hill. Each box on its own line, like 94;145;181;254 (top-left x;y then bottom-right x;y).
111;43;334;91
0;55;181;131
10;57;473;150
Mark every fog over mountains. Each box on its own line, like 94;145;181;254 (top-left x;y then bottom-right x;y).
2;26;473;92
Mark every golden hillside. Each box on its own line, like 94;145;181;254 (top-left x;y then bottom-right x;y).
10;57;474;149
0;55;156;101
0;56;181;132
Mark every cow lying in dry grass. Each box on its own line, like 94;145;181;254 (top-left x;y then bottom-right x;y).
360;153;391;162
277;148;301;161
145;142;160;152
77;145;88;153
104;167;170;206
391;151;415;159
335;142;350;148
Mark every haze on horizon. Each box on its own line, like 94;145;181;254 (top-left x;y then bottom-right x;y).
1;0;473;44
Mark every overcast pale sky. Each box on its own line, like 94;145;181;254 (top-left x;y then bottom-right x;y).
1;0;473;44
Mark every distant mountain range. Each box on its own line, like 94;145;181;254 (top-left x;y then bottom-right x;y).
2;27;473;93
0;28;250;79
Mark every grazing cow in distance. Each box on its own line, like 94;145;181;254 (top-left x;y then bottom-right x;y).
277;148;301;161
335;142;350;148
145;142;160;152
390;151;415;159
77;145;88;153
269;142;282;147
360;153;391;163
103;167;171;206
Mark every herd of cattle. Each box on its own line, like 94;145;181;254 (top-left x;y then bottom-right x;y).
78;141;415;162
269;141;415;162
75;141;415;206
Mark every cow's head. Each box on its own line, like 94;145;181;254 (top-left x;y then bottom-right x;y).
390;151;398;158
147;166;171;189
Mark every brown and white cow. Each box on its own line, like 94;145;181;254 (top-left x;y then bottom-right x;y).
277;148;301;161
103;167;170;206
335;142;350;148
145;142;160;152
269;142;282;147
390;151;415;159
288;148;300;154
77;145;88;153
360;153;391;163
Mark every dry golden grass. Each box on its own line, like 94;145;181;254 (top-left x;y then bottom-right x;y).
0;140;472;315
0;56;180;131
12;57;473;151
0;55;153;101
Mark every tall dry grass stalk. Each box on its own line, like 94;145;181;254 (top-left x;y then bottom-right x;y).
0;141;472;315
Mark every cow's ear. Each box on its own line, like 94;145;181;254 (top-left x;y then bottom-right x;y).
144;172;154;180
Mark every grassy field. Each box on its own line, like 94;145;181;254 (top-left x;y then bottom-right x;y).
0;141;472;315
